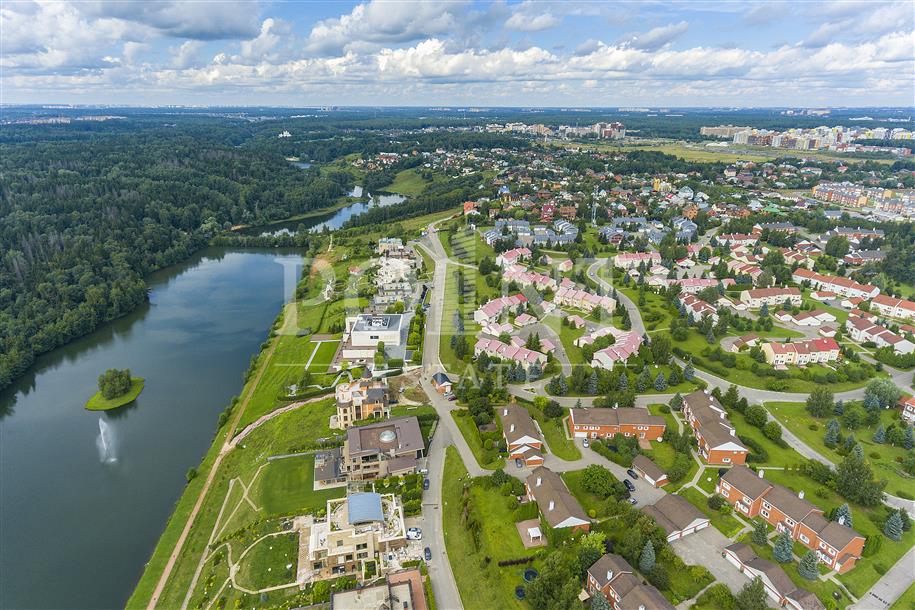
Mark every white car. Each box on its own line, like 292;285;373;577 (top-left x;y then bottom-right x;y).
582;438;590;448
407;527;423;540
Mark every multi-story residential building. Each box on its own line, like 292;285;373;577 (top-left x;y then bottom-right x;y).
612;252;661;269
342;314;405;363
723;544;824;610
553;286;616;312
669;277;734;294
792;269;880;299
717;466;864;573
718;233;758;247
899;396;915;425
590;331;644;371
739;287;802;309
871;295;915;321
760;337;840;366
525;466;590;532
334;375;391;429
473;337;546;371
502;265;557;292
679;293;718;323
773;309;836;327
826;226;885;242
682;390;749;465
305;492;407;582
499;405;544;466
753;222;800;235
843;250;886;266
585;554;674;610
845;314;915;354
342;417;425;481
473;294;527;324
568;408;665;441
496;247;532;267
329;568;427;609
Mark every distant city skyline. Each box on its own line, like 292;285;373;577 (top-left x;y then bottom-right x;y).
2;1;914;107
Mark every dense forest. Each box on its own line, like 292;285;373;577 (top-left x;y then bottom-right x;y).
0;124;353;390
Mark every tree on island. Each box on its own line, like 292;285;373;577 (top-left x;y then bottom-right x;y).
98;368;132;399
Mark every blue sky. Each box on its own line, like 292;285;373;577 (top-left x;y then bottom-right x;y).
2;1;913;107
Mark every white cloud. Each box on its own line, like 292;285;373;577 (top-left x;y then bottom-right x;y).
619;21;689;50
80;1;262;40
803;1;913;47
170;41;205;69
505;11;560;32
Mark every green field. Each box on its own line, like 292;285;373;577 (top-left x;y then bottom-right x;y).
440;263;480;374
441;446;535;610
386;168;444;196
85;378;145;410
256;455;346;516
766;401;915;497
234;532;299;591
306;341;339;373
519;399;581;461
890;582;915;609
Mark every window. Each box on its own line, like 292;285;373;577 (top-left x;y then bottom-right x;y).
763;501;771;510
722;457;731;463
336;540;343;547
761;510;770;518
799;534;809;544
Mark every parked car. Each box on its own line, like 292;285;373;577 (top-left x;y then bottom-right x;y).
407;527;423;540
515;458;523;469
447;394;457;401
423;478;430;490
424;547;432;561
626;469;638;480
628;497;638;505
582;438;590;448
623;479;636;492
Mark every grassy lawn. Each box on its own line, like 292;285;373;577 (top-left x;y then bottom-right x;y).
306;340;339;373
696;468;720;494
645;404;697;492
738;532;849;608
234;532;298;590
890;581;915;609
765;401;914;497
519;398;581;461
761;467;915;599
256;455;346;516
85;377;144;410
442;446;530;610
451;411;505;469
386;168;436;196
542;313;586;364
440;263;479;374
562;469;615;518
678;487;744;538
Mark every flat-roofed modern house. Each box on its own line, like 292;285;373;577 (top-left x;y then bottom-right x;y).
642;494;709;541
568;408;666;442
342;417;424;481
330;568;428;610
499;405;544;466
723;543;824;610
342;314;405;362
525;466;590;532
682;390;749;465
717;466;864;573
585;553;674;610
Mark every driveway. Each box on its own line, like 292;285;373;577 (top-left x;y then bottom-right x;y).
671;526;748;593
851;545;915;609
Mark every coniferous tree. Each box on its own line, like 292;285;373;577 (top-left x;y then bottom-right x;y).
654;372;667;391
751;519;768;545
735;577;767;610
824;419;840;448
773;531;794;563
639;540;655;573
873;424;886;444
797;551;819;580
885;511;904;541
834;503;852;528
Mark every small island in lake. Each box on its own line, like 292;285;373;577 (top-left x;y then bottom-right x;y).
86;368;145;411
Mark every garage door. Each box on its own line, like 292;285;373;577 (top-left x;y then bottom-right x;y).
574;432;587;439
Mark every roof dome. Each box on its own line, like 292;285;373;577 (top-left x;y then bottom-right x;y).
379;430;396;443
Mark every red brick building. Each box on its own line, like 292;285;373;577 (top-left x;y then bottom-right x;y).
682;390;749;465
568;408;665;442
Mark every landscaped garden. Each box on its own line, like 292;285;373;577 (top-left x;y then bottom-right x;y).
519;397;581;461
451;410;505;469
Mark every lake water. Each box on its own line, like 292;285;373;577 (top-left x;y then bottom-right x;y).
252;186;406;236
0;248;303;610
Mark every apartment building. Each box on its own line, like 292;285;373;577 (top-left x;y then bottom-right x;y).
682;390;749;465
739;287;802;309
342;417;425;481
499;405;544;466
473;294;527;324
871;295;915;321
496;247;532;267
679;293;719;323
334;376;391;429
525;466;590;532
553;286;616;313
568;408;665;441
669;277;735;294
590;332;644;371
585;554;674;610
473;337;547;371
502;265;557;292
305;492;407;583
717;467;864;573
792;269;880;299
761;338;840;367
845;314;915;354
612;252;661;269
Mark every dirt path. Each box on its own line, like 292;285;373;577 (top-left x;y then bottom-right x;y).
146;335;280;610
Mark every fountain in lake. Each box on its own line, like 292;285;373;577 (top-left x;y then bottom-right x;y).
97;418;117;464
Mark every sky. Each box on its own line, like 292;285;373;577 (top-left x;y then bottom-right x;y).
2;0;914;107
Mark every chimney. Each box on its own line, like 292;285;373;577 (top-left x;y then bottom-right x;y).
548;500;555;511
536;477;542;487
758;469;765;479
510;424;515;433
606;570;613;582
798;490;805;499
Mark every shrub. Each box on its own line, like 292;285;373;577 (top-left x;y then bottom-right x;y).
707;494;725;510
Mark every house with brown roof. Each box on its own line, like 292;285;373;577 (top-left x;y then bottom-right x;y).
568;408;666;442
632;455;667;488
585;554;674;610
682;390;749;465
642;494;709;541
499;405;544;466
717;466;864;573
525;466;590;532
723;543;824;610
342;417;425;481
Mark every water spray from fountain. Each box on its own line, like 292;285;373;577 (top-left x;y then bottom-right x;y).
97;418;117;464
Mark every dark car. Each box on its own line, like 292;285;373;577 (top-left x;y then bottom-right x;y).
515;458;523;469
626;469;638;480
424;547;432;561
623;479;636;492
423;478;430;490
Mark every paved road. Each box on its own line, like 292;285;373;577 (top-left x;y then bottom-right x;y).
851;545;915;609
588;259;646;336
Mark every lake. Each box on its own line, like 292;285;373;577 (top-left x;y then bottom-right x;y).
251;186;406;236
0;248;304;610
